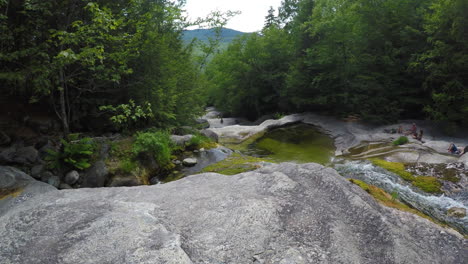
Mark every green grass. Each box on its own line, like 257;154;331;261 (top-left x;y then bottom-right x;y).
200;153;272;175
187;134;217;150
370;158;442;194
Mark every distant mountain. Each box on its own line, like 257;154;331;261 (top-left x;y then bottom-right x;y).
182;28;247;43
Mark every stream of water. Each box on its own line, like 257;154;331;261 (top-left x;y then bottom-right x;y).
240;124;468;234
335;160;468;234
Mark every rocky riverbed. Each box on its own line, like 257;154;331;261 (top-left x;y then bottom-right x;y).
1;109;467;263
1;164;467;264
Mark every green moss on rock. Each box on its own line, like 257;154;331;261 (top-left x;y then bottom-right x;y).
348;179;442;224
200;153;272;175
0;187;23;200
370;158;442;194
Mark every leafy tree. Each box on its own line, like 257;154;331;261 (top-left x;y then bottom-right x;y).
417;0;468;128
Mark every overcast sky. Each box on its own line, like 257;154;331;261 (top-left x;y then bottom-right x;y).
183;0;283;32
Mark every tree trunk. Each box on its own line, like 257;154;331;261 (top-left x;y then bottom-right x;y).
59;67;70;136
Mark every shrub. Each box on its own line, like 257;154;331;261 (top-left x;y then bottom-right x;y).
46;134;95;170
99;100;154;131
186;134;217;150
132;131;172;166
393;136;409;146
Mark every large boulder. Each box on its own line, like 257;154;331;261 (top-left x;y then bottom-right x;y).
200;129;218;143
170;135;193;146
13;146;38;165
64;170;80;185
0;166;55;216
81;161;109;188
0;163;466;264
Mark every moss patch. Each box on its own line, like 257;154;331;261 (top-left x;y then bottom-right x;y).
0;187;23;200
221;132;266;151
349;179;442;224
232;124;335;165
200;153;272;175
370;158;442;194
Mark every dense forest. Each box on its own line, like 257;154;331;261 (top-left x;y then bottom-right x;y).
1;0;467;136
0;0;204;134
205;0;468;131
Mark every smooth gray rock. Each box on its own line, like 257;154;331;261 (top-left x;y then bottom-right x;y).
108;177;141;187
59;183;73;190
200;129;218;143
447;207;467;218
170;135;193;146
47;176;60;188
0;146;16;164
182;158;197;167
81;161;108;188
0;166;55;216
0;163;466;264
13;146;38;165
64;170;80;185
195;118;210;129
30;164;44;179
40;171;55;183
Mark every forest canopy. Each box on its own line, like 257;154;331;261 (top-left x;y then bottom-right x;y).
0;0;203;133
1;0;467;135
205;0;468;129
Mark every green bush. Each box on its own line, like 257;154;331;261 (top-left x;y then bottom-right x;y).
132;131;172;166
46;134;95;170
120;158;138;173
393;136;409;146
187;134;217;150
99;100;154;132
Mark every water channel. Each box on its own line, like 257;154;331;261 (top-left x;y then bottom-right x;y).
238;124;468;234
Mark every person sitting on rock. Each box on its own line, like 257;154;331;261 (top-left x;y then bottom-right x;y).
406;123;417;135
414;129;423;141
459;146;468;156
448;143;460;155
397;125;403;134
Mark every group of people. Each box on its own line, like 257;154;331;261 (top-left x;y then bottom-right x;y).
391;123;466;156
398;123;423;141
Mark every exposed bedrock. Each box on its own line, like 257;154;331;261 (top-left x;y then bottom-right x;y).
0;165;466;264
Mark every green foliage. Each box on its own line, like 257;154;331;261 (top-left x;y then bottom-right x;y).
393;136;409;146
99;100;153;131
186;134;217;150
1;0;205;133
132;131;172;166
205;26;294;120
391;190;399;202
204;0;466;128
119;158;138;174
46;134;95;170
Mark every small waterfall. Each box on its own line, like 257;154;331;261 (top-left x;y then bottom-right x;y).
335;161;468;234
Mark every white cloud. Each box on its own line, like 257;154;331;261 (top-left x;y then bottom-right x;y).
183;0;283;32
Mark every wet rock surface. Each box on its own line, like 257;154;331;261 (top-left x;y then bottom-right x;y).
406;162;468;195
0;164;466;264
